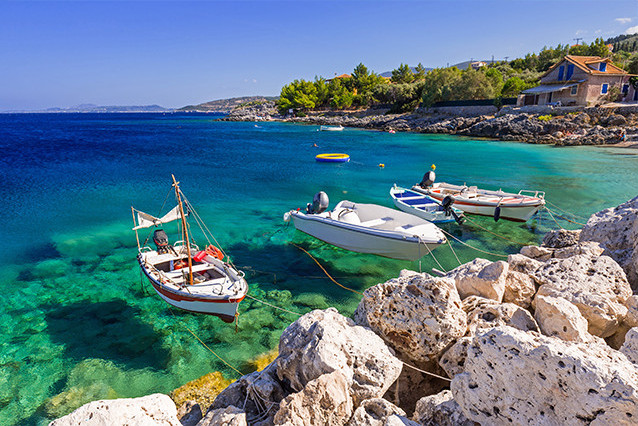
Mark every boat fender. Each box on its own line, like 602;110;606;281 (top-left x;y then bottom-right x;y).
205;245;224;260
283;212;291;222
494;206;501;222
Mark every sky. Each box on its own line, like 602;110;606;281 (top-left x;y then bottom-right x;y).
1;0;637;110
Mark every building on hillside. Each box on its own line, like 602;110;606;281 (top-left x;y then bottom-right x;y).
326;73;351;82
470;61;487;70
517;55;637;107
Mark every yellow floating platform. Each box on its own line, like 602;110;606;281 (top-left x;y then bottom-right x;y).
315;153;350;163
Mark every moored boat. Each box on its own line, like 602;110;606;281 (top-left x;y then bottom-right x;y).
284;192;446;261
390;185;464;224
319;125;344;131
131;175;247;322
410;167;545;222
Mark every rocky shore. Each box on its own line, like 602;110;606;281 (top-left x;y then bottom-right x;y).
221;101;638;147
51;196;638;425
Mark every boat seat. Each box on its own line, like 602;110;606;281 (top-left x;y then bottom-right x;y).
359;218;387;227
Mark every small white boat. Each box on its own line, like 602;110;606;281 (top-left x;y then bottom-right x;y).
319;125;344;131
412;178;545;222
132;175;247;323
390;185;464;224
284;192;446;261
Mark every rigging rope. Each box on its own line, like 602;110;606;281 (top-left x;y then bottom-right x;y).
167;307;244;377
291;243;363;295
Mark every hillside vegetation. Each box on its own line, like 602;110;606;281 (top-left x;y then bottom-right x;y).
178;96;278;113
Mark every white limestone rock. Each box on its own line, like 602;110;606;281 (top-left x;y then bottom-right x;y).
520;245;553;261
452;326;638;425
445;259;508;302
49;393;181;426
178;401;202;426
273;371;353;426
621;327;638;365
277;308;402;406
347;398;406;426
533;295;596;343
534;254;631;338
553;241;605;259
439;337;471;378
580;196;638;290
197;405;246;426
625;295;638;328
507;253;542;276
412;390;475;426
353;273;466;363
503;270;536;309
542;228;581;248
462;296;538;335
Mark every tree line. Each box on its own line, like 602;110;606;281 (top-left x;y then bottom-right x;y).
277;37;638;115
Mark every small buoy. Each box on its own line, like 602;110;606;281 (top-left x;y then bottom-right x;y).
379;163;385;168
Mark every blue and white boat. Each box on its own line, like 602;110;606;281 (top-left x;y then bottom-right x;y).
390;185;464;224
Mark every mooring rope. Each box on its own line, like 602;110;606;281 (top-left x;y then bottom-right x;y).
245;294;303;317
545;200;587;220
439;228;509;259
462;215;530;246
543;206;586;226
401;361;452;382
447;239;462;266
421;238;447;273
167;307;244;377
291;243;363;295
543;207;565;230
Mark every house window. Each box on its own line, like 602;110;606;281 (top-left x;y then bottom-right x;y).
623;84;630;94
599;62;607;72
566;64;574;80
601;83;609;94
571;85;578;96
557;66;564;81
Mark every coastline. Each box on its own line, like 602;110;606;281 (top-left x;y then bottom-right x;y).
221;101;638;147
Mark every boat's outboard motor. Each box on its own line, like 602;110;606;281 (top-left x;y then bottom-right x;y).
153;229;170;254
307;191;329;214
419;165;436;188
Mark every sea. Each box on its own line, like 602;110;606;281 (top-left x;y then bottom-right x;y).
0;112;636;425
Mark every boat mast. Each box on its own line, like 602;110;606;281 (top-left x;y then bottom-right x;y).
172;174;193;286
131;207;141;250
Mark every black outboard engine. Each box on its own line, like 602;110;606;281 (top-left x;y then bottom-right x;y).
307;191;329;214
419;169;436;188
153;229;170;254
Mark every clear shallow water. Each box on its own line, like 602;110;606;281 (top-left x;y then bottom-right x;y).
0;113;636;425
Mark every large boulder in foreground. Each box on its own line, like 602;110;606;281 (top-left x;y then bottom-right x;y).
452;326;638;425
445;259;509;302
277;308;402;406
580;196;638;290
353;271;467;363
534;295;596;343
534;254;632;338
49;394;181;426
462;296;538;335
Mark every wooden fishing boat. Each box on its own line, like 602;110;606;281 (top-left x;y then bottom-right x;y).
412;181;545;222
390;185;464;224
319;125;344;131
284;192;446;261
131;175;247;322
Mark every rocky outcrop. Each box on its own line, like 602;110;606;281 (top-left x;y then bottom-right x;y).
412;390;475;426
452;326;638;425
462;296;538;335
534;254;632;337
277;308;403;406
353;273;466;364
502;270;536;309
542;229;581;248
580;196;638;290
198;405;247;426
533;295;596;343
347;398;408;426
621;327;638;365
445;259;508;302
49;394;181;426
273;371;353;425
438;337;471;378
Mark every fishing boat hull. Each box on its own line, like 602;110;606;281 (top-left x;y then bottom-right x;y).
320;125;343;131
287;201;446;261
390;186;460;223
412;183;545;222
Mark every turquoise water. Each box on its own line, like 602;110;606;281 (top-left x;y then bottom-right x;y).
0;113;636;425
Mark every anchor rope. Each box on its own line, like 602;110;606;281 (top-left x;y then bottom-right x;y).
167;307;244;377
291;243;363;295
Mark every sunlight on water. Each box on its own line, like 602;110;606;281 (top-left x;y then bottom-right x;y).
0;113;636;424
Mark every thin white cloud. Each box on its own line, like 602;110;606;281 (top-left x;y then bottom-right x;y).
575;29;587;36
626;25;638;34
616;17;632;24
594;29;602;34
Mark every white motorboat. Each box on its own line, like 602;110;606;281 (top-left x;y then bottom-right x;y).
390;185;464;224
284;192;446;261
319;125;344;131
132;175;247;323
410;167;545;222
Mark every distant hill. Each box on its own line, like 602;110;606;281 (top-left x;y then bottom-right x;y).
606;33;638;53
450;59;504;70
178;96;278;112
379;66;433;78
3;104;173;113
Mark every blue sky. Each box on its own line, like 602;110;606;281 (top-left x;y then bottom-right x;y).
1;0;637;110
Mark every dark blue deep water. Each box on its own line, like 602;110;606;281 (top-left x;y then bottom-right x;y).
0;113;636;425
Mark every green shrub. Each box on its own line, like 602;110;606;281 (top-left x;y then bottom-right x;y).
537;115;552;122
